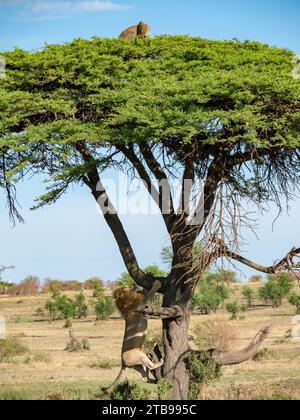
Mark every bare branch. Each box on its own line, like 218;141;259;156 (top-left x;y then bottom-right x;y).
211;325;272;366
219;241;300;274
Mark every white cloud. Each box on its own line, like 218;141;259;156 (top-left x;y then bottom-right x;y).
2;0;132;21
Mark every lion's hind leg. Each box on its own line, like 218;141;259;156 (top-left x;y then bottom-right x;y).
140;352;164;371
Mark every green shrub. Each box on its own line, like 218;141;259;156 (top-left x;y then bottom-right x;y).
94;296;115;320
192;274;230;315
226;302;239;320
242;286;255;308
156;379;173;400
188;351;221;400
252;347;275;362
107;380;151;401
0;337;28;362
74;291;88;318
259;273;294;308
45;291;88;324
289;294;300;315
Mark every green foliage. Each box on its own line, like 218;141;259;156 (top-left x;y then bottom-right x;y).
55;295;76;320
0;337;28;362
188;351;221;400
226;302;240;320
117;272;135;287
259;273;294;307
117;265;167;287
156;379;173;400
45;291;88;322
242;286;255;307
74;291;88;318
252;348;275;362
2;37;299;219
94;295;115;320
107;380;151;401
289;294;300;314
192;272;230;314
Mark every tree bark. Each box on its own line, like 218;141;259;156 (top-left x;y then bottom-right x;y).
162;312;190;400
161;281;192;400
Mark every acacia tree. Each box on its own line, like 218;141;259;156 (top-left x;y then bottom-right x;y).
1;36;300;399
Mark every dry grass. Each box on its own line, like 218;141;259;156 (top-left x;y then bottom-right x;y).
0;285;299;400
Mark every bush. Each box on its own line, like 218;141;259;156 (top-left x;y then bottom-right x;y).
94;296;115;320
193;318;237;352
242;286;255;308
8;276;40;296
156;379;173;400
226;302;240;320
74;291;88;318
45;291;88;323
83;277;104;290
252;348;275;362
0;337;28;362
0;281;13;295
65;331;90;352
249;275;264;284
188;351;221;399
192;274;230;315
259;273;294;307
289;294;300;315
106;380;151;401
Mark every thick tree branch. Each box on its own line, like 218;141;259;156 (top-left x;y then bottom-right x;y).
210;325;272;366
225;245;300;274
139;143;176;219
75;142;153;290
136;305;184;320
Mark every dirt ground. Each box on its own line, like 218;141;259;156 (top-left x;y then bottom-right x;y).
0;287;299;400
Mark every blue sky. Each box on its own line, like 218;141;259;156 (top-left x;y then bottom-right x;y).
1;0;300;283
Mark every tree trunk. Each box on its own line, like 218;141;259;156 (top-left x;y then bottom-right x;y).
162;312;190;400
161;278;192;400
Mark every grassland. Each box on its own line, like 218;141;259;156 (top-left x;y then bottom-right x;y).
0;285;299;400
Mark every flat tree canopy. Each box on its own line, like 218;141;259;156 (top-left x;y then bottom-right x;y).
1;36;300;399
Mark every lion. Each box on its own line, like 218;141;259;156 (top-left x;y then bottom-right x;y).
102;280;164;392
119;21;151;40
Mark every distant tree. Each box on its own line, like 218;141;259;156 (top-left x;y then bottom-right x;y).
242;286;255;308
74;291;88;318
259;273;294;308
83;277;104;290
192;272;230;315
94;296;115;321
226;302;240;320
249;275;264;284
289;294;300;315
8;276;40;296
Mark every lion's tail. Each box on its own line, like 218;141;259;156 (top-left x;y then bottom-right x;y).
100;365;125;396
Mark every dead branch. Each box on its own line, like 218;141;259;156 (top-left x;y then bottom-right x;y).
210;325;272;366
213;237;300;275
